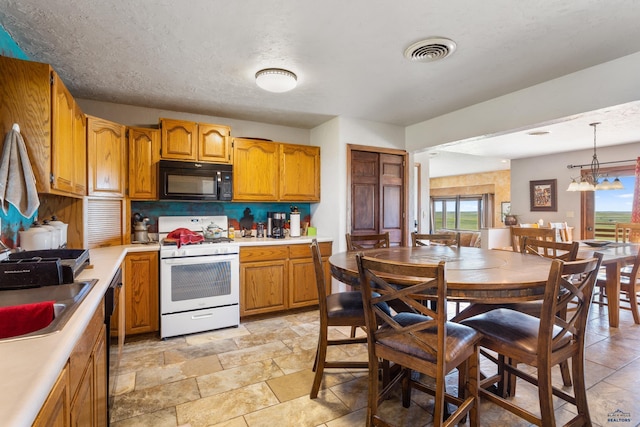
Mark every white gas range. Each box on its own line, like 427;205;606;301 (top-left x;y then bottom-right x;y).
158;216;239;339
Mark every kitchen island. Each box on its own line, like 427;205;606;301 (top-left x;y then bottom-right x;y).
0;236;332;426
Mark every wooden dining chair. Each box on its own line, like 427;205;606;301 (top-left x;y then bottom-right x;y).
356;254;481;427
345;232;390;251
594;246;640;324
412;231;463;314
455;237;580;394
548;221;571;242
615;222;640;243
510;226;556;252
411;232;460;247
460;253;602;427
309;239;369;399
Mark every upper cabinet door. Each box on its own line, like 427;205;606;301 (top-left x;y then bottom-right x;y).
233;138;279;200
128;127;160;200
87;116;126;197
72;104;87;196
51;73;76;194
160;118;197;161
279;144;320;202
198;123;232;163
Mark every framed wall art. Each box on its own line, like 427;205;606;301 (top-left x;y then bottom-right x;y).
529;179;557;212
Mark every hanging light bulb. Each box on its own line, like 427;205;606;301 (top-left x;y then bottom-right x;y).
610;178;624;190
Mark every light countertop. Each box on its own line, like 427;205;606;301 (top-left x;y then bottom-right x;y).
0;236;332;426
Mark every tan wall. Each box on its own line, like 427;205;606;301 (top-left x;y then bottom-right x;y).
429;170;511;226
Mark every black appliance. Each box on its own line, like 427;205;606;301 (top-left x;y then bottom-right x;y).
158;160;233;201
271;212;287;239
104;267;123;423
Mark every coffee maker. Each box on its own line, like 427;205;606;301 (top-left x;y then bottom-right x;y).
271;212;287;239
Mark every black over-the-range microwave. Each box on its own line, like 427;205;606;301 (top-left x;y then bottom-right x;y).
158;160;233;201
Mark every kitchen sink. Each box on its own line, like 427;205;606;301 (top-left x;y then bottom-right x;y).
0;279;99;342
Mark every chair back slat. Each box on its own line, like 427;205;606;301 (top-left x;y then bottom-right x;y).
539;254;603;355
411;232;460;247
356;254;446;361
310;239;328;320
520;237;579;261
510;226;556;251
346;232;390;251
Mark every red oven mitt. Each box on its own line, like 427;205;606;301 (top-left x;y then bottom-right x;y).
166;228;204;248
0;300;55;339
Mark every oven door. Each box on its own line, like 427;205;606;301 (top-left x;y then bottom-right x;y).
160;253;239;314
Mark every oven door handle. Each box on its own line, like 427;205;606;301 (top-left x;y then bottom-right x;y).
191;312;214;320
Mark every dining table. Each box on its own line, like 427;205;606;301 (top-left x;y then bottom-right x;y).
329;245;556;307
578;241;639;327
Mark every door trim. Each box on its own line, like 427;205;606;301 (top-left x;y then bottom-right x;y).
347;144;409;245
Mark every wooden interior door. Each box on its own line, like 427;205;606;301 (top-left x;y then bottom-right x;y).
349;146;406;246
350;150;379;235
380;153;404;244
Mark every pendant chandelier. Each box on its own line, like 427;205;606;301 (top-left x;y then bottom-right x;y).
566;122;624;191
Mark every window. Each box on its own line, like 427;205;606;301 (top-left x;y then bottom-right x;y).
431;195;490;231
581;164;636;240
594;174;634;240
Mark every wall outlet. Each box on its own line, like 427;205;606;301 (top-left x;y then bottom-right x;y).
566;211;575;218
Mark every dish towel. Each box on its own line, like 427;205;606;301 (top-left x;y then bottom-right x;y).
0;300;55;339
166;228;205;248
0;124;40;218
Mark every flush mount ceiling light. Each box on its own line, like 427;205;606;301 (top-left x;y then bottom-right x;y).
255;68;297;93
404;37;457;62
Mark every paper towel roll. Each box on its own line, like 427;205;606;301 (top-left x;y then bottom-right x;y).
290;212;301;237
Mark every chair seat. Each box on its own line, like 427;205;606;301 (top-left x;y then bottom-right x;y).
461;308;570;356
379;316;481;364
326;291;365;324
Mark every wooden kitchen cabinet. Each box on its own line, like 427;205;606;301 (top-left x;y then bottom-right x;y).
160;118;197;161
198;122;232;163
288;241;331;308
233;138;279;201
124;251;159;335
69;300;107;427
87;116;126;198
233;139;321;202
240;246;288;316
128;127;160;199
240;242;332;316
33;363;70;427
0;56;86;197
280;144;321;201
36;303;107;427
160;119;231;163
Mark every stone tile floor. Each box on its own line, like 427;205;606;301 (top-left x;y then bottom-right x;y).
111;303;640;426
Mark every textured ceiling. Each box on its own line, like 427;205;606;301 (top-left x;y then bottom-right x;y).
2;1;640;176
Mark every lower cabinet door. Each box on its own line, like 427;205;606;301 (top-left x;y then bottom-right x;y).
33;363;70;427
70;356;94;427
124;251;159;335
240;260;287;316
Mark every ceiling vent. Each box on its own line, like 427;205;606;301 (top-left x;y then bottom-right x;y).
404;37;457;62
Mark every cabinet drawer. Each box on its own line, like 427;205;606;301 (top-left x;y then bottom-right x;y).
240;246;289;262
289;241;331;259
